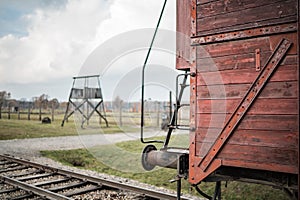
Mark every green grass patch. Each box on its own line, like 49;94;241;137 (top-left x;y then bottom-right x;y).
0;110;171;140
0;115;126;140
41;137;289;200
0;118;77;140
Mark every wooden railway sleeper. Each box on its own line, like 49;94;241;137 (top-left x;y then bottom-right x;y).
0;175;72;200
16;172;54;181
63;184;101;197
0;187;18;194
10;169;42;178
48;181;87;192
0;165;28;173
10;192;35;200
33;177;71;187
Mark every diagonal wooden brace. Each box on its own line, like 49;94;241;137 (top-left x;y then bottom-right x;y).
81;100;108;127
198;38;292;171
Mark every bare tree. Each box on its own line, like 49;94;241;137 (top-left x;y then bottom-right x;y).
0;91;10;119
28;99;36;120
113;96;123;126
113;96;122;109
7;99;17;120
34;94;49;121
48;98;59;121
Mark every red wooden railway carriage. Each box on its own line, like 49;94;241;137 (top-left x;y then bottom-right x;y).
141;0;299;199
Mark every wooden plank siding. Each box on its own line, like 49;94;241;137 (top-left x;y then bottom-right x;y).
196;0;297;36
184;0;299;185
176;0;192;70
195;53;298;170
197;81;298;99
196;114;298;130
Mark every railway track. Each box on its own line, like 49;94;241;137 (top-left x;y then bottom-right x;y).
0;154;191;200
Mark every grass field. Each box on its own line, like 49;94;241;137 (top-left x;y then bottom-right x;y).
0;117;291;199
41;138;289;200
0;113;140;140
0;118;77;140
0;112;162;140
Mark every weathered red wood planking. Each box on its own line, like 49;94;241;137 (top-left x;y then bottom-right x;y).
197;54;297;73
197;33;297;72
239;115;299;131
196;0;297;34
197;81;298;99
195;128;298;148
183;0;299;186
197;0;217;5
197;98;298;114
176;0;191;70
195;142;298;165
215;145;297;166
197;37;270;58
197;52;271;72
269;32;298;53
198;16;297;36
193;22;298;45
197;64;298;85
197;114;298;130
198;33;297;59
197;0;283;19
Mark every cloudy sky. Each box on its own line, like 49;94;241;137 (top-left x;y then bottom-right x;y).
0;0;177;102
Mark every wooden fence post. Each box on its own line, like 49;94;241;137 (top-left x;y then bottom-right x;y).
8;106;11;119
28;107;31;120
17;108;20;120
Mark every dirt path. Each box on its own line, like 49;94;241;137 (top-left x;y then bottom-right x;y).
0;130;178;159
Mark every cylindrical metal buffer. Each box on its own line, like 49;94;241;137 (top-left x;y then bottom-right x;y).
142;145;182;171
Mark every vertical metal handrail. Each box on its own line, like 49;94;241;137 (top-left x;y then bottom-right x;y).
141;0;167;144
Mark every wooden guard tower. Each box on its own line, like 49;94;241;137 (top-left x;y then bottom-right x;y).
61;75;108;128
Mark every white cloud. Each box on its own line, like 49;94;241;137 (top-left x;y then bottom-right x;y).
0;0;176;101
0;0;112;84
94;0;175;44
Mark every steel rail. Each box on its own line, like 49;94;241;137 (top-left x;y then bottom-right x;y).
0;175;72;200
0;154;191;200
